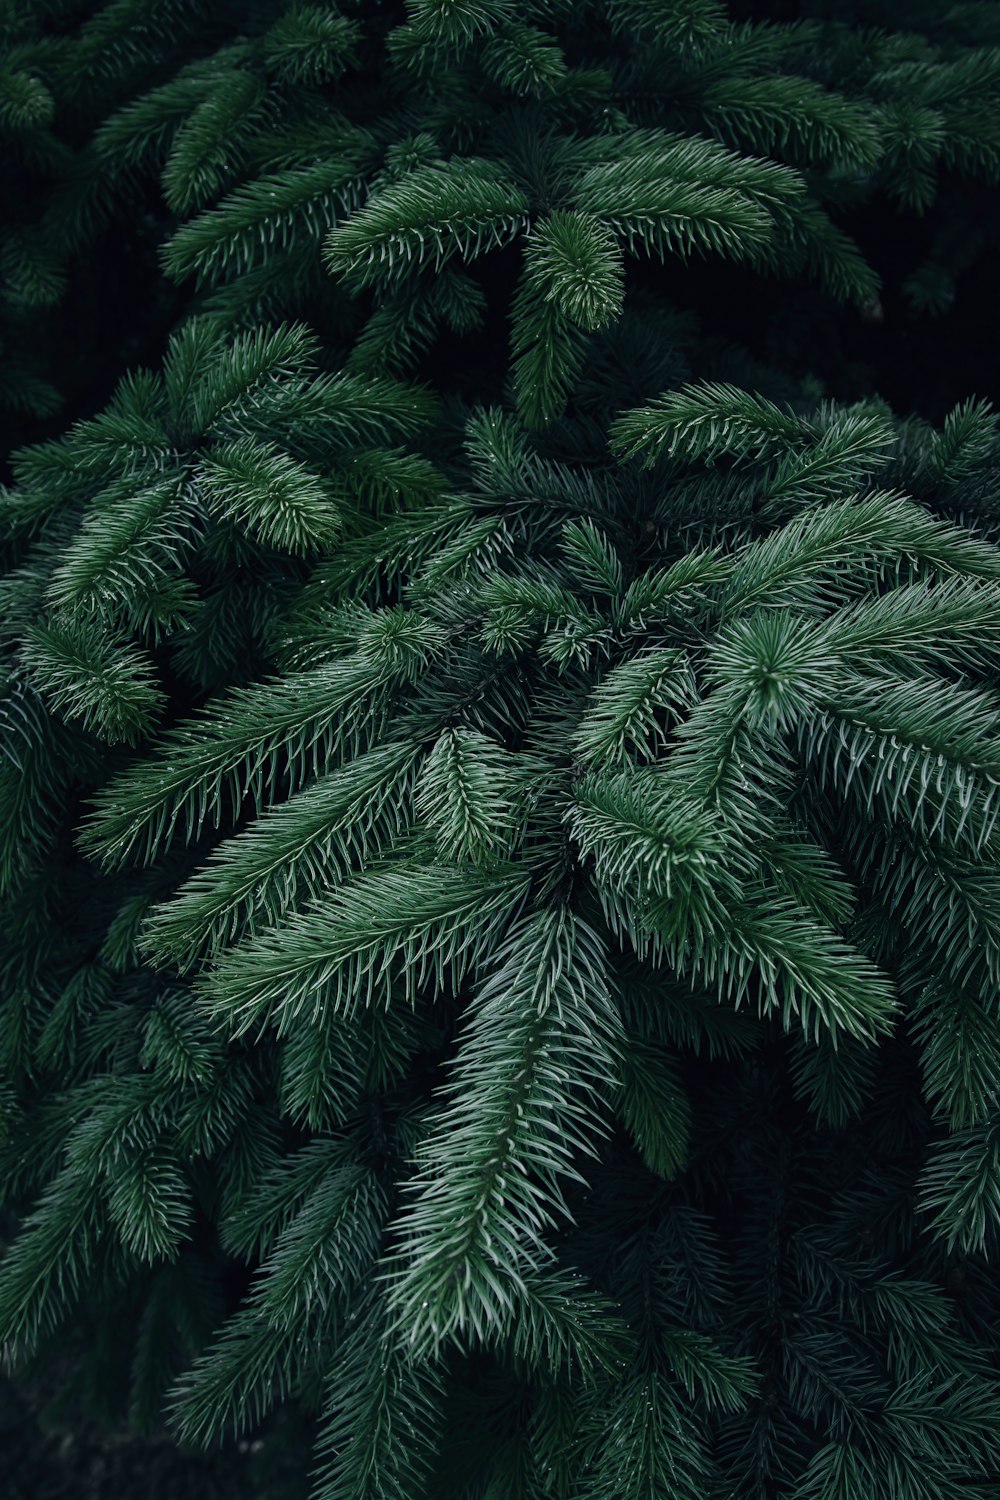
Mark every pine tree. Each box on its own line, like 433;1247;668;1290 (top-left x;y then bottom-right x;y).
4;2;1000;1498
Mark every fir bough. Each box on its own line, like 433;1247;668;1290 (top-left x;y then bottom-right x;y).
3;2;1000;1499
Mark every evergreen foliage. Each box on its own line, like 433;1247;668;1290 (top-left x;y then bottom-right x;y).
4;1;1000;1497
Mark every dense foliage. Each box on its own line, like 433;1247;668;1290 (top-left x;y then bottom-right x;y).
4;2;1000;1497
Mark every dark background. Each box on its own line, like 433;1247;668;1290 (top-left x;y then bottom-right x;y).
3;0;999;1493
